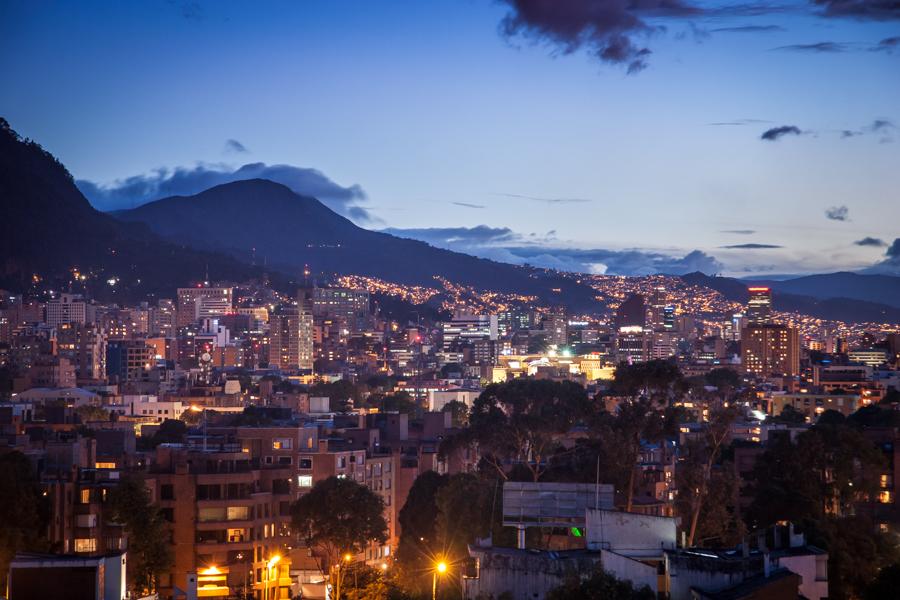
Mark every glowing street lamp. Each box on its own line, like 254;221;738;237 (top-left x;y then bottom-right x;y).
432;560;448;600
264;554;281;600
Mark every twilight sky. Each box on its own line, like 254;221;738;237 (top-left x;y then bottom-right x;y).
1;0;898;277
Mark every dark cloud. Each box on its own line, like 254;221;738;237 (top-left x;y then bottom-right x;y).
774;41;848;52
825;205;850;221
77;162;373;222
721;229;757;234
224;139;249;154
712;24;785;33
497;0;698;74
862;238;900;274
873;36;899;51
720;243;783;249
495;192;593;204
761;125;802;141
812;0;900;20
871;118;895;131
383;225;722;275
841;129;862;138
855;236;887;247
452;202;486;209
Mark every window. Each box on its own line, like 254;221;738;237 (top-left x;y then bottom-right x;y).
299;458;313;469
272;438;293;450
80;489;91;504
94;462;116;469
278;456;292;465
227;506;250;520
298;475;313;487
160;484;174;500
75;538;97;553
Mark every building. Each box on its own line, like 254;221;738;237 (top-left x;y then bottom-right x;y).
268;302;314;372
55;323;106;382
7;552;126;600
741;324;799;377
747;287;773;324
616;326;649;364
441;312;498;352
312;287;370;332
46;294;89;327
149;299;176;336
177;287;233;328
106;340;156;384
615;294;646;329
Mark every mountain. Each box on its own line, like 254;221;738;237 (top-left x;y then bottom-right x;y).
682;272;900;323
112;179;602;310
761;272;900;310
0;118;274;300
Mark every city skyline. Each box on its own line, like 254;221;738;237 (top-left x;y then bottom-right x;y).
1;0;898;277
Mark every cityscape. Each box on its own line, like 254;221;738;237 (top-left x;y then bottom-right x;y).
2;2;900;600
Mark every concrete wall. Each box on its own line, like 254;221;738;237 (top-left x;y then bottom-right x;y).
777;554;828;600
601;550;658;594
585;509;676;555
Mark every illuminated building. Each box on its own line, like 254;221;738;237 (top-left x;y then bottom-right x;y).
312;287;370;332
741;323;799;377
616;326;649;363
615;294;646;329
46;293;89;327
177;287;233;328
441;312;498;351
746;287;772;324
55;322;106;382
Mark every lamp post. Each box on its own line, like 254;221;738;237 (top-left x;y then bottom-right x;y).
432;560;447;600
264;554;281;600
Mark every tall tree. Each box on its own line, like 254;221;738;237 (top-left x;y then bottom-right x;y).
291;476;387;600
676;407;738;546
467;379;590;482
107;475;173;595
395;471;448;596
546;565;655;600
0;451;48;591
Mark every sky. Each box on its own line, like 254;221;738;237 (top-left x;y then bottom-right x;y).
1;0;898;277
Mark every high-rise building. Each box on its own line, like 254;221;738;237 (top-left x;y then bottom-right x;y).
268;293;314;372
106;340;156;384
55;322;106;382
176;287;233;328
746;287;773;324
441;312;498;352
543;308;568;347
149;299;176;336
312;287;370;332
46;294;89;327
616;326;649;364
741;323;799;377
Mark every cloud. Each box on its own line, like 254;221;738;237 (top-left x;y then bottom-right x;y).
774;41;848;52
712;24;785;33
720;243;783;249
812;0;900;20
873;36;899;52
761;125;802;141
452;202;486;209
77;162;374;222
497;0;698;74
224;139;249;154
383;225;722;275
862;238;900;274
494;192;593;204
721;229;757;234
840;119;895;140
825;205;850;221
855;236;887;247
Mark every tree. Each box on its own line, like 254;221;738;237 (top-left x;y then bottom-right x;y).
441;399;469;427
468;379;590;482
107;475;173;595
434;474;494;566
864;563;900;600
546;565;655;600
291;476;387;600
0;451;48;590
704;367;741;393
75;404;110;423
676;407;738;546
395;471;448;595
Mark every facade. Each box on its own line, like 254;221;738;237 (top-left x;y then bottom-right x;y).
746;287;773;324
176;287;234;328
311;287;370;332
56;322;106;382
741;324;799;377
46;294;89;327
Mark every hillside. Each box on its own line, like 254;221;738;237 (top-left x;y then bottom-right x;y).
113;179;602;311
0;118;275;300
681;272;900;323
764;272;900;310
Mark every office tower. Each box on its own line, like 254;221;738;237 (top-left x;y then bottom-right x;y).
615;294;646;330
647;287;674;331
741;323;799;377
268;293;314;372
106;340;156;384
441;311;499;352
746;287;773;324
176;287;233;328
149;299;176;336
46;294;88;327
312;287;370;332
543;308;568;347
616;326;649;364
55;322;107;381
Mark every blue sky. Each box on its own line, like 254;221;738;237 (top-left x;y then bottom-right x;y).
1;0;898;277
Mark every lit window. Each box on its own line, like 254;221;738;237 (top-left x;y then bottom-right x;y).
95;462;116;469
74;538;97;553
298;475;313;487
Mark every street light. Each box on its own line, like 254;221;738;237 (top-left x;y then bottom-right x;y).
433;560;447;600
264;554;281;600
